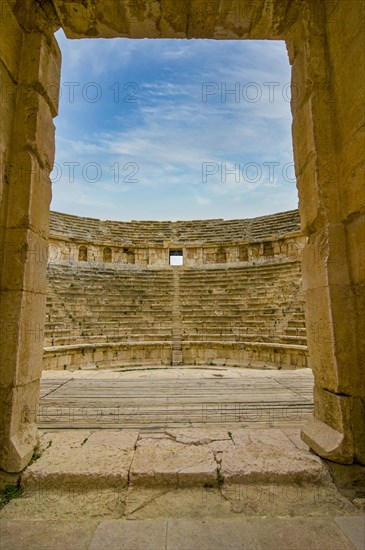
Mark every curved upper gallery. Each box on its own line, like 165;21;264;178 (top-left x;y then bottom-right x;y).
49;209;302;246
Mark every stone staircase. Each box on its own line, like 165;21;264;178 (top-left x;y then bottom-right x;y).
179;261;306;345
43;259;308;369
171;268;183;365
44;264;174;347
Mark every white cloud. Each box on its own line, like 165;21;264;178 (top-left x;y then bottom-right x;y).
52;37;297;220
195;194;211;206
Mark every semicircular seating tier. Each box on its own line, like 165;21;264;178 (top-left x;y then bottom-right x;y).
44;209;308;370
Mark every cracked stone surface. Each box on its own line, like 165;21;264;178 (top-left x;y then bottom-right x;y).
1;428;359;523
22;431;139;489
19;428;333;492
220;429;328;484
163;428;233;446
15;426;342;503
221;483;357;516
0;488;127;520
130;432;218;487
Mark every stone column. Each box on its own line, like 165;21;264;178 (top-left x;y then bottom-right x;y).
287;0;365;464
0;0;60;472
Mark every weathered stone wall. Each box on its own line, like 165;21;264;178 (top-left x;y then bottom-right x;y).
44;255;307;371
48;234;305;267
285;0;365;464
0;0;61;472
48;210;306;267
323;0;365;463
1;0;364;472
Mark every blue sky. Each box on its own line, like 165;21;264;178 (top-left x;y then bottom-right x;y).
51;31;298;221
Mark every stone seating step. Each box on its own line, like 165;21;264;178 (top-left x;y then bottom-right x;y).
287;320;306;328
46;335;173;346
45;258;305;367
19;428;330;491
181;335;301;344
285;327;306;334
279;335;307;344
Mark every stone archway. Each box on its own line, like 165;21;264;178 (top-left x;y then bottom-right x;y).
0;0;364;472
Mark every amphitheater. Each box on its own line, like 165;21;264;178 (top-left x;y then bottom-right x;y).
44;209;307;371
1;0;364;548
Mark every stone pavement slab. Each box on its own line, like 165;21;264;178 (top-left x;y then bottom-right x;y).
130;433;218;487
334;516;365;550
0;488;127;521
1;517;362;549
22;430;139;489
166;518;256;549
88;519;167;550
0;520;98;550
249;517;359;550
220;428;328;484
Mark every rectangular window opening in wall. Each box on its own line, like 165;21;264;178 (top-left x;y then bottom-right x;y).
170;250;183;266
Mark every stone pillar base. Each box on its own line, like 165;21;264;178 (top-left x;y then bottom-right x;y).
301;417;354;464
0;420;39;474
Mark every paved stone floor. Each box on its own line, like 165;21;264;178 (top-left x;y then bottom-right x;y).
1;368;364;549
38;366;314;430
1;515;364;549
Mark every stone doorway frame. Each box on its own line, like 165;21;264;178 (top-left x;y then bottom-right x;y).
1;0;364;472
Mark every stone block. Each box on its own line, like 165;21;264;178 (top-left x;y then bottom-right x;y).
302;224;351;291
0;65;17;151
308;390;365;464
0;0;23;80
159;13;189;39
281;427;310;450
22;430;139;489
346;215;365;286
11;89;55;170
0;520;97;550
290;45;311;109
339;137;365;222
220;428;328;483
89;519;167;550
166;518;256;550
4;150;51;238
296;162;323;235
314;386;353;434
350;397;365;464
1;227;48;293
53;0;101;39
329;29;365;136
291;97;315;179
249;517;357;550
335;516;365;550
305;285;358;392
0;379;40;472
130;433;217;487
0;290;46;387
21;32;61;116
301;416;353;464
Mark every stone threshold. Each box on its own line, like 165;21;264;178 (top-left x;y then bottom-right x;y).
16;428;336;490
1;430;363;549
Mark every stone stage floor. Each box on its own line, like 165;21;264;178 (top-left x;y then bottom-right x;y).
38;366;314;431
2;368;364;550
